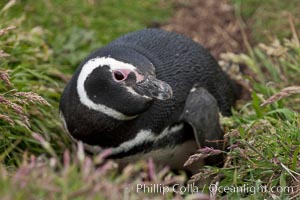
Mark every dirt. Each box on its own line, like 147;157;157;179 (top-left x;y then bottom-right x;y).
161;0;250;59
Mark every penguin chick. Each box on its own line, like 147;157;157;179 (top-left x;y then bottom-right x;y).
60;28;238;172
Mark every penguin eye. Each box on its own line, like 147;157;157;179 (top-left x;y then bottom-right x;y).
113;70;127;82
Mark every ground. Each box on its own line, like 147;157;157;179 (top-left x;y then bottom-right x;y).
162;0;249;58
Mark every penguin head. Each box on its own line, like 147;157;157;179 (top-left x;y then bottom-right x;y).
74;46;173;120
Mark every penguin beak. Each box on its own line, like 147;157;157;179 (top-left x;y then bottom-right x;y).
135;75;173;100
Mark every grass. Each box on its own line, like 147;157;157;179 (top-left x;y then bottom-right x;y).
233;0;300;42
1;0;300;199
0;0;171;166
216;37;300;199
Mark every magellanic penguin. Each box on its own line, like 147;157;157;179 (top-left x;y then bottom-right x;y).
60;28;239;172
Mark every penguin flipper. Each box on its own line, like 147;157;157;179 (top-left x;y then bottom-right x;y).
181;86;224;166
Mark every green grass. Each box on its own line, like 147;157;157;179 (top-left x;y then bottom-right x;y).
233;0;300;42
215;39;300;199
0;0;171;165
1;0;300;199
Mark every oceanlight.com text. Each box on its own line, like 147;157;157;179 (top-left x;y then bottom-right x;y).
209;183;294;195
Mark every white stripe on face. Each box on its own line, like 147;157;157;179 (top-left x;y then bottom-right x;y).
77;57;138;120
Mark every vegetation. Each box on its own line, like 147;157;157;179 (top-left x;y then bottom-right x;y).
234;0;300;42
0;0;171;166
0;0;299;199
216;36;300;199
